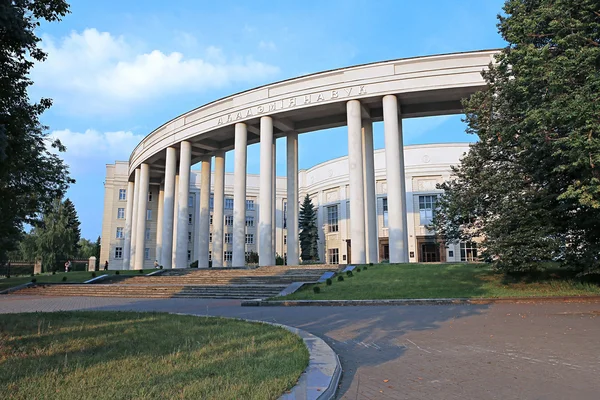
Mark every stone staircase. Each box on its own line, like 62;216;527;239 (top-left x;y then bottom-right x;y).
13;265;340;299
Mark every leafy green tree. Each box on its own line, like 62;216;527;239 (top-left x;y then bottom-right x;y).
299;194;319;262
20;198;81;271
77;238;96;259
434;0;600;273
0;0;73;265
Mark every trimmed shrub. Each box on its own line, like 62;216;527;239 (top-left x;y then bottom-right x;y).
30;273;34;277
91;272;96;278
31;278;36;283
5;275;9;279
159;265;163;269
138;269;144;274
115;271;120;275
326;278;332;286
363;266;367;271
346;270;353;277
356;267;361;272
313;286;321;294
369;262;373;266
62;276;67;282
337;275;344;282
52;271;56;275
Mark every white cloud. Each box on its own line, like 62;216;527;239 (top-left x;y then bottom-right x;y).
258;40;277;51
32;29;280;114
50;129;144;174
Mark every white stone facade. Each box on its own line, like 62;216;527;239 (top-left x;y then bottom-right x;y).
100;143;470;269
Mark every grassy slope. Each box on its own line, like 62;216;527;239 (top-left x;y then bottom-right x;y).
0;270;157;291
0;312;309;400
280;263;600;300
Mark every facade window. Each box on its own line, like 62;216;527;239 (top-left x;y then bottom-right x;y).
383;198;389;228
209;196;214;209
188;195;193;208
119;189;126;201
327;205;339;232
209;233;212;243
419;195;437;226
225;215;234;226
460;242;478;262
209;251;212;261
187;250;191;262
144;248;150;260
284;235;287;245
224;251;233;262
145;228;151;240
115;247;123;259
116;227;124;239
117;208;125;219
283;202;287;229
245;234;254;244
146;209;152;221
210;214;213;225
225;233;233;244
328;248;339;264
225;198;234;209
246;216;254;227
188;231;192;243
246;199;255;210
188;213;193;224
148;191;153;202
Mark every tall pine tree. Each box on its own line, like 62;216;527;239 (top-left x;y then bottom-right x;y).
434;0;600;273
299;194;319;262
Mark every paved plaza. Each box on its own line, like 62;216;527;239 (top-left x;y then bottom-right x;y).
1;296;598;399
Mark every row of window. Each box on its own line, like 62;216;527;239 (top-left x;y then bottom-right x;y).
114;243;475;263
119;189;257;211
324;195;438;232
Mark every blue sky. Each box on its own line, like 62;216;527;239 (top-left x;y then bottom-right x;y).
30;0;507;239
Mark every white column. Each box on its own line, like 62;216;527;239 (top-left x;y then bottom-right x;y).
171;174;179;268
286;132;299;265
212;151;226;268
129;169;141;269
160;147;177;269
259;116;273;267
197;156;211;268
232;123;247;267
133;163;149;270
122;180;135;270
272;139;277;262
362;119;378;264
175;141;191;268
156;185;164;266
347;100;366;264
383;95;409;263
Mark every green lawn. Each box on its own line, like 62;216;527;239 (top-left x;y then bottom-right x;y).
0;312;309;400
0;270;157;292
279;263;600;300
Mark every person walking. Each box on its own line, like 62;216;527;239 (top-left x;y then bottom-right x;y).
64;259;71;273
104;260;108;271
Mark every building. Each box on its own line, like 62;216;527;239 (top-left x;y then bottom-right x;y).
103;50;495;270
101;143;477;269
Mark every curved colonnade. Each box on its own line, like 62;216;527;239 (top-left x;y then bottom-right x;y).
123;49;498;269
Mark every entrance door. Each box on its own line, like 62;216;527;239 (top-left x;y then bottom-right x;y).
420;243;440;262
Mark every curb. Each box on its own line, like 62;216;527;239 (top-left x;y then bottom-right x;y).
242;295;600;307
173;313;341;400
0;282;33;295
83;274;110;284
